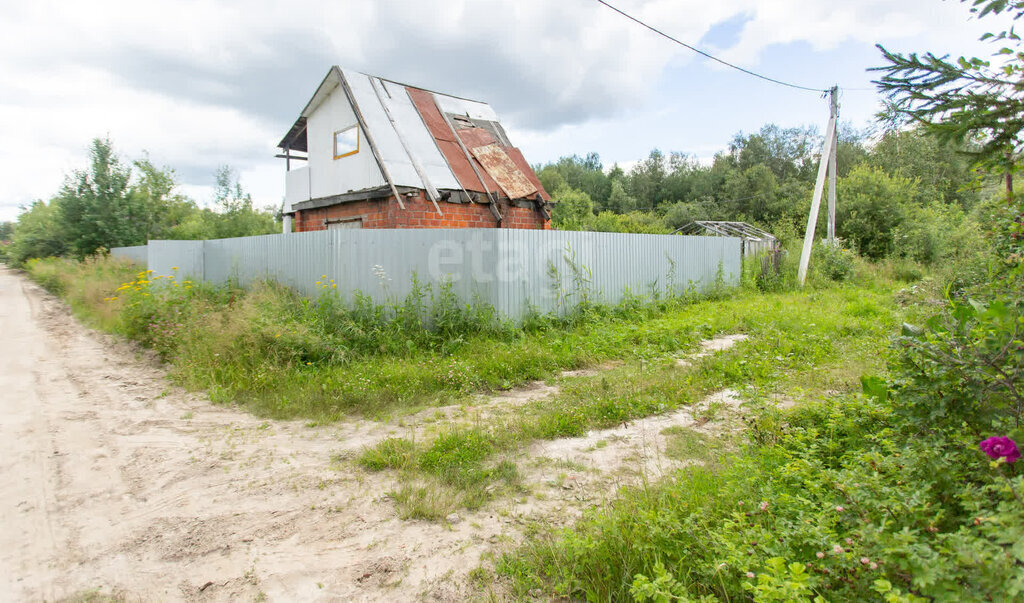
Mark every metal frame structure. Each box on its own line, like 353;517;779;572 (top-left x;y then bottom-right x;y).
674;221;773;240
674;221;779;257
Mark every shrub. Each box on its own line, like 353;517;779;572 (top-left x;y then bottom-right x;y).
837;165;917;259
813;241;856;282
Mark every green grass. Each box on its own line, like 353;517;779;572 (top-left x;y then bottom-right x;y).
359;429;524;519
354;280;915;516
491;251;1023;601
358;437;416;471
661;426;723;465
26;254;931;525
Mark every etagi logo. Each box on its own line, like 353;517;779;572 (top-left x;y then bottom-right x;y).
426;232;592;300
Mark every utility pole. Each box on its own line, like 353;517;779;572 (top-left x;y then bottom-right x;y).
798;86;838;286
827;86;838;245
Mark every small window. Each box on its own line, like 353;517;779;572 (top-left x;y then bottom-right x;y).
333;126;359;159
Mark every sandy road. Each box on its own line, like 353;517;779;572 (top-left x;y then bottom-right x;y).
0;267;516;601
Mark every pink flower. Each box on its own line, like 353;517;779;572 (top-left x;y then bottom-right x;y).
835;506;845;512
760;501;769;511
869;562;878;570
979;436;1020;463
745;572;755;579
860;557;870;565
833;545;843;554
816;551;825;559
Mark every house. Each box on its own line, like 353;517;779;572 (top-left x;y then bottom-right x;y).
278;67;553;232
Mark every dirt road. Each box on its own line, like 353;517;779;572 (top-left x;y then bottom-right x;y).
0;268;520;601
0;266;747;601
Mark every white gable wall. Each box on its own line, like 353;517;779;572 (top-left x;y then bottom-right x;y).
306;83;386;201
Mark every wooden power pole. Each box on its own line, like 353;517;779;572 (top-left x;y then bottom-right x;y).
798;86;838;286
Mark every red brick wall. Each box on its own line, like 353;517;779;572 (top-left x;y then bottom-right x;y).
293;191;550;232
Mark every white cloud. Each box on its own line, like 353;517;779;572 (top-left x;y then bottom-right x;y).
0;0;1006;222
718;0;994;66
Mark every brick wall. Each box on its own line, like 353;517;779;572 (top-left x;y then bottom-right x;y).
293;191;550;232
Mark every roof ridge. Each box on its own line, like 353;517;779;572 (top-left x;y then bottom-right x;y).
340;66;490;106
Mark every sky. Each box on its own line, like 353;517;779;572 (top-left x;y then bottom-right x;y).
0;0;1003;222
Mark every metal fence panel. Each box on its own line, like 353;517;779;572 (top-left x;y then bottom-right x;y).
148;240;204;281
140;230;740;319
110;245;148;265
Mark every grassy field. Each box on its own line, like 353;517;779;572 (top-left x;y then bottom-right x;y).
25;253;922;522
354;277;915;518
27;253;1021;602
25;254;910;424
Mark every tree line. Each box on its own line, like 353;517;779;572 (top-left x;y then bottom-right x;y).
542;121;1000;266
0;117;1003;271
1;138;279;266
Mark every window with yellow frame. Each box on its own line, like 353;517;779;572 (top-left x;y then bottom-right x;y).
333;126;359;159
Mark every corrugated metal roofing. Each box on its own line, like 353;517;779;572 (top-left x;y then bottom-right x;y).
280;67;551;202
471;144;538;199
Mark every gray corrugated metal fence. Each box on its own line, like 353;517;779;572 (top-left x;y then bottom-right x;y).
110;245;148;265
115;229;740;318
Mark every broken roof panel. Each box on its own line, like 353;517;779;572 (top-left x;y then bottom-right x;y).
504;146;550;201
433;93;500;123
471;144;538;200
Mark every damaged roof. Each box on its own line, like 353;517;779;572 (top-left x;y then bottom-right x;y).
279;66;550;202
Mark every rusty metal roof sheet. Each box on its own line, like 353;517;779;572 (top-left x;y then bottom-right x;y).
471;144;538;200
504;146;550;201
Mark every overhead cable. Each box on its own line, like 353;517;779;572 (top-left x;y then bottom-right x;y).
595;0;830;93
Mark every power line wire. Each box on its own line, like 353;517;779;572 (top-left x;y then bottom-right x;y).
594;0;830;93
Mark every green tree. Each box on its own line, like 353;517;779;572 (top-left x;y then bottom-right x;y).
537;166;567;198
868;126;981;209
834;123;870;178
721;164;780;223
605;180;637;213
6;201;67;266
874;0;1024;193
837;165;918;258
208;166;278;239
131;157;202;240
550;187;595;230
58;138;139;256
663;199;719;230
729;124;820;183
626;149;667;210
535;154;611;208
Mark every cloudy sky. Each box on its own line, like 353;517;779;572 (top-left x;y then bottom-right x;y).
0;0;999;221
